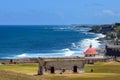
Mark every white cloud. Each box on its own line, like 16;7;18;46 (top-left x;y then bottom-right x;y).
102;10;120;17
95;10;120;17
102;10;114;15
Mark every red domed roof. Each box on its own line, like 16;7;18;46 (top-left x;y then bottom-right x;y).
85;48;96;54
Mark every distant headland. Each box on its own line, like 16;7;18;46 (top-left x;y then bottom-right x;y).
74;23;120;42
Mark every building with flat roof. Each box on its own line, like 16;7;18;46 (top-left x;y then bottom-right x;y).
38;57;85;75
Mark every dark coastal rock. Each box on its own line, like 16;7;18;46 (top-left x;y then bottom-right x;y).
115;23;120;26
73;25;89;29
89;24;114;34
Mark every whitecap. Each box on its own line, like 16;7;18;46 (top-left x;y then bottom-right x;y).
63;49;74;56
17;53;27;57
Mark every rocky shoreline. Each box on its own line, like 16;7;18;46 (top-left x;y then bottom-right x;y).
74;23;120;40
75;23;120;58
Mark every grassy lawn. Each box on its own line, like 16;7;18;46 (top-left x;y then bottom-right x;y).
40;73;120;80
0;70;41;80
85;62;120;73
0;62;120;80
0;63;38;75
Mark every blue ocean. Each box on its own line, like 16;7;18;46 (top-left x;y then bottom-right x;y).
0;25;105;59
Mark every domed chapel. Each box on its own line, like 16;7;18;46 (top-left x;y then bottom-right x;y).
84;43;97;57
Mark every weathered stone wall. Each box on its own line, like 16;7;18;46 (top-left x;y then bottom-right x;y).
0;60;10;64
38;57;85;74
45;60;84;70
0;58;38;64
12;58;38;64
106;45;120;57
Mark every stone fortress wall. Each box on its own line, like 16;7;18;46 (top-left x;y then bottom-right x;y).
38;57;85;75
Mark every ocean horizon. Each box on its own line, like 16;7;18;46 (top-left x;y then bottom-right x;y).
0;25;105;59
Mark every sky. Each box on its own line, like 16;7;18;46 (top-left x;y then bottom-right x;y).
0;0;120;25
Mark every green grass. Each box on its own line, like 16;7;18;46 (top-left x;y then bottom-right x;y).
85;62;120;73
0;63;38;75
0;70;43;80
41;73;120;80
0;62;120;80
